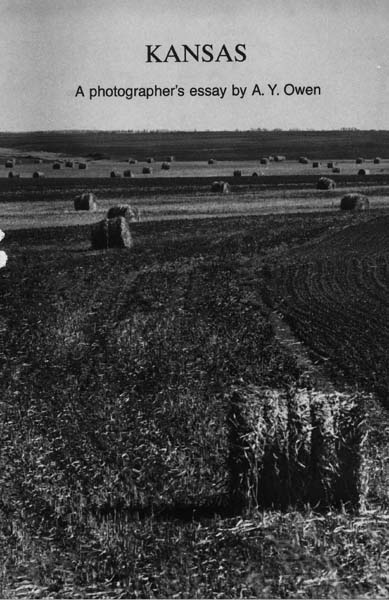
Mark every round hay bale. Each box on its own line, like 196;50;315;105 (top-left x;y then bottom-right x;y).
166;155;175;162
358;168;370;176
142;167;152;174
34;158;43;164
161;162;171;170
299;156;309;164
65;160;74;168
252;172;259;177
0;250;7;269
32;171;44;178
374;157;381;164
274;155;286;162
123;169;133;178
268;156;275;161
78;162;88;170
52;162;61;170
107;204;140;222
91;216;132;249
8;171;20;178
110;170;122;178
340;193;369;211
332;167;341;173
260;158;269;165
146;157;154;163
74;192;97;211
128;158;137;164
317;177;336;190
356;157;364;164
5;159;15;168
211;180;231;193
228;386;367;509
233;170;242;177
208;158;215;165
312;161;321;168
327;162;336;168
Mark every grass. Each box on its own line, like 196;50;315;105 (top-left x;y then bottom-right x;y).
0;212;388;597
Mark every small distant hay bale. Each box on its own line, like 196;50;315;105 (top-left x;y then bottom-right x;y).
317;177;336;190
299;156;309;164
166;155;175;162
91;217;132;249
340;193;369;211
0;250;7;269
5;159;15;168
107;204;140;222
332;167;341;173
374;157;381;164
52;162;61;170
327;162;336;168
268;156;275;161
128;158;137;164
356;157;364;164
208;158;215;165
78;162;88;170
211;181;231;193
358;168;370;176
233;169;242;177
146;157;154;163
74;192;97;211
260;158;269;165
32;171;44;178
252;172;259;177
161;162;171;170
34;158;43;164
313;161;321;168
142;167;152;174
65;161;74;168
274;155;286;162
123;169;133;178
8;171;20;178
228;385;368;509
110;170;122;178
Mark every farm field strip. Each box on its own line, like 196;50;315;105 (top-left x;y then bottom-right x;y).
269;216;389;398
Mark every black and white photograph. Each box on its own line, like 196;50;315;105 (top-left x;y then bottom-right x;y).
0;0;388;597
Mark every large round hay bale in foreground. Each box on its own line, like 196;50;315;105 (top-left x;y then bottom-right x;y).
107;204;140;222
74;192;97;211
91;217;132;249
32;171;44;178
211;180;231;193
317;177;336;190
340;193;369;211
229;385;367;509
358;168;370;176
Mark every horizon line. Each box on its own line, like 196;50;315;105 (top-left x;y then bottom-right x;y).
0;128;389;135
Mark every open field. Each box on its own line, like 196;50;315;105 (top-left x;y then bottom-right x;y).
1;207;389;597
0;129;389;161
1;132;389;597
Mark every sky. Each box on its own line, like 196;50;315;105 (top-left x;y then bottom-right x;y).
0;0;388;131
